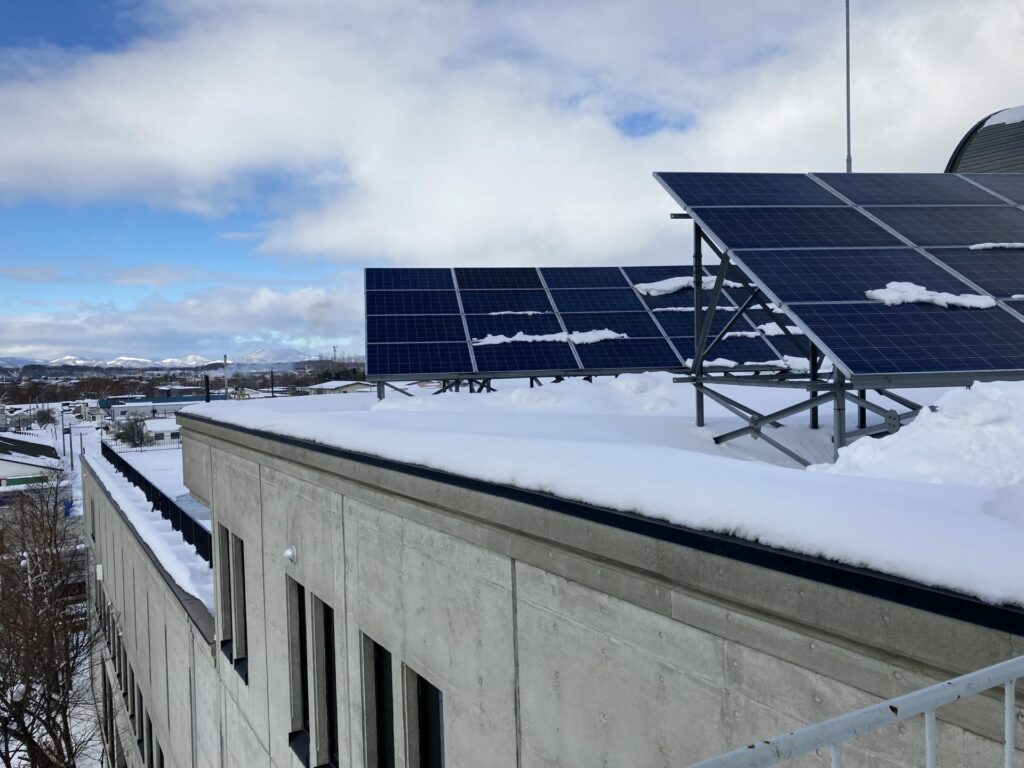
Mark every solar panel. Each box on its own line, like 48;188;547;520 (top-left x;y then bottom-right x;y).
540;267;629;288
454;267;542;289
622;265;692;284
816;173;1004;205
655;171;1024;382
732;248;975;303
366;343;473;376
791;303;1024;375
560;311;662;337
671;336;783;365
472;342;580;374
550;289;646;313
926;247;1024;298
366;315;467;344
459;289;554;314
963;174;1024;204
691;207;902;250
366;290;461;315
465;313;563;340
867;206;1024;247
365;268;454;290
574;338;685;370
657;172;841;206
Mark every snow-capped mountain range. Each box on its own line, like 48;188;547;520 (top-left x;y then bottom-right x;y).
0;348;316;369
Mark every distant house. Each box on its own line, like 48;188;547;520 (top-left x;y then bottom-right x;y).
0;435;59;487
155;385;206;398
307;380;372;395
144;418;180;442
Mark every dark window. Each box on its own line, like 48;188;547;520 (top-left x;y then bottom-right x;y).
415;675;444;768
288;577;310;766
145;712;153;765
362;636;394;768
311;597;338;767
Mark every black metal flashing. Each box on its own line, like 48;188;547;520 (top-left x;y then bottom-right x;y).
179;411;1024;637
83;456;215;644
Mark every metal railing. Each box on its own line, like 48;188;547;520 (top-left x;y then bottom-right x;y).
100;435;182;453
99;442;212;566
691;655;1024;767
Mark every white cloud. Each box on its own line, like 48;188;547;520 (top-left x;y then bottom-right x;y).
0;0;1022;356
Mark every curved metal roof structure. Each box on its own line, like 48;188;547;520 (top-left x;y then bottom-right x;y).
947;106;1024;173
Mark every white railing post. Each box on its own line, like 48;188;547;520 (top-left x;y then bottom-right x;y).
829;744;843;767
925;710;937;768
1007;679;1017;768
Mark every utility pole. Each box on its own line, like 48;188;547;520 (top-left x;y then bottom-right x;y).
845;0;853;173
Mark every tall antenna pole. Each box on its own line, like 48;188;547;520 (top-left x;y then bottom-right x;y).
845;0;852;173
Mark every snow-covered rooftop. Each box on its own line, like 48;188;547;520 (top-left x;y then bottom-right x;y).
144;418;179;433
181;375;1024;608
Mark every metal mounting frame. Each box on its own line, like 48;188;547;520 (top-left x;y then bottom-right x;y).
681;223;940;466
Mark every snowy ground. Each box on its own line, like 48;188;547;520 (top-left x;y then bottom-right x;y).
183;377;1024;607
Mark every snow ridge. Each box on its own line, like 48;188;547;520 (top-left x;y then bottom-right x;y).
634;276;743;296
969;242;1024;251
473;329;627;346
865;282;996;309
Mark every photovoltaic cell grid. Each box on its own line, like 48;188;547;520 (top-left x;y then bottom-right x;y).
365;266;782;378
654;171;1024;379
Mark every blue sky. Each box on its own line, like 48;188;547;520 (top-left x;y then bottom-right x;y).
0;0;1020;362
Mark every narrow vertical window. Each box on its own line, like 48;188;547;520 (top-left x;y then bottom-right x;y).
362;636;394;768
145;712;153;765
310;597;338;767
287;577;310;765
412;673;444;768
216;526;233;657
229;533;248;663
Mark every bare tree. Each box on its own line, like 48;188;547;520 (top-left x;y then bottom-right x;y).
114;417;150;448
34;409;55;428
0;470;98;767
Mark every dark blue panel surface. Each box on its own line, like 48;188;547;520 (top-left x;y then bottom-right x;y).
964;174;1024;204
366;315;467;344
454;267;542;289
868;206;1024;247
365;268;454;290
926;247;1024;297
472;342;579;374
732;248;975;303
656;173;841;207
540;267;629;288
366;290;461;315
692;207;901;250
671;336;782;365
623;265;693;284
655;309;751;338
667;335;778;366
792;303;1024;374
366;343;473;376
550;289;645;313
816;173;1003;205
560;312;662;337
465;313;563;340
574;338;683;370
459;290;554;314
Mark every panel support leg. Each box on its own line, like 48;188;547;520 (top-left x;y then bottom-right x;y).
857;389;867;429
693;225;705;427
809;344;819;430
833;372;847;460
377;381;385;401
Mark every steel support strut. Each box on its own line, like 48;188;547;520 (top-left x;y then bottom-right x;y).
833;371;847;460
693;225;705;426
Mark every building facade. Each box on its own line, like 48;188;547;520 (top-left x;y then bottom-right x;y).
84;412;1024;768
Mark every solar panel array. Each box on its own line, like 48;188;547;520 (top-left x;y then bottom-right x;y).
655;172;1024;380
365;266;805;379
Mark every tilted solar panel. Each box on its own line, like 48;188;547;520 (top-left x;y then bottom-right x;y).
365;265;784;379
816;173;1004;205
691;207;902;250
657;172;842;207
653;171;1024;383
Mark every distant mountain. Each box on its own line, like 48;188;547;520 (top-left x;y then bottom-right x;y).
101;356;158;369
237;347;310;364
0;357;44;368
48;355;104;367
160;354;213;368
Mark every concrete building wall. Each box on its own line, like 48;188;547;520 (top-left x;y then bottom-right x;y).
87;415;1024;768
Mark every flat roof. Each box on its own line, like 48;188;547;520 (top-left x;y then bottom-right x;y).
180;374;1024;613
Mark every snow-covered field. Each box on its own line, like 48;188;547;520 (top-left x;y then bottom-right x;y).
183;376;1024;607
